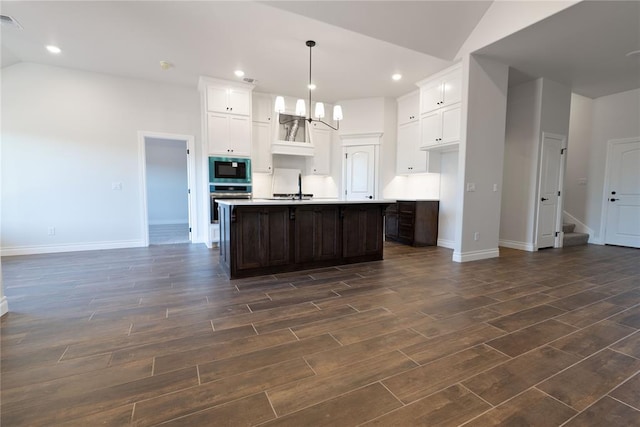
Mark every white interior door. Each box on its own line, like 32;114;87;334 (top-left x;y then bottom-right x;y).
345;145;376;200
536;134;565;249
605;139;640;248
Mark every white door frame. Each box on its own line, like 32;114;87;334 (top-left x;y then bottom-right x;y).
534;132;567;250
600;136;640;246
138;131;197;246
340;133;382;200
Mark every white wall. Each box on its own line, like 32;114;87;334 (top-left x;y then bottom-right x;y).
455;1;579;60
500;79;542;249
337;98;385;136
438;151;459;248
145;138;189;225
565;93;593;229
499;77;572;250
1;63;202;255
587;88;640;242
455;55;509;261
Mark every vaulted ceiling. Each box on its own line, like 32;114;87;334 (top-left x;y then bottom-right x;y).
1;1;638;101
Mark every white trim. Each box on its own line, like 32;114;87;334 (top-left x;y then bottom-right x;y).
138;131;197;247
452;247;500;263
340;133;383;146
499;239;535;252
0;239;145;256
534;132;567;249
0;297;8;317
437;238;455;249
600;136;640;246
148;220;190;226
562;210;594;236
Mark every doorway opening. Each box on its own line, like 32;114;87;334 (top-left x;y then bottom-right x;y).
138;131;196;246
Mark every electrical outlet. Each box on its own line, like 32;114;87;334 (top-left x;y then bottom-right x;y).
474;232;480;241
493;184;498;192
48;227;55;236
466;182;476;192
112;182;123;191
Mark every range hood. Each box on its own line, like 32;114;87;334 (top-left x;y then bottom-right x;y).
271;112;314;156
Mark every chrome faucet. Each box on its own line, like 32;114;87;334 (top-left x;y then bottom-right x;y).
297;173;302;200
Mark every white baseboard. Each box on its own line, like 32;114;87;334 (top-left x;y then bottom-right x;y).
452;248;500;263
0;296;8;317
499;239;535;252
0;239;145;256
148;220;189;226
437;238;455;249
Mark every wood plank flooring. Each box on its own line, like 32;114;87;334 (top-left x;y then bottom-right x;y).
2;242;639;426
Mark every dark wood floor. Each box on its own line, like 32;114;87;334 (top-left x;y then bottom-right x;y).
2;242;639;426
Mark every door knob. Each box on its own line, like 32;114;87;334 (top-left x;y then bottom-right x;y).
368;195;373;199
611;191;616;195
610;198;619;202
541;197;548;201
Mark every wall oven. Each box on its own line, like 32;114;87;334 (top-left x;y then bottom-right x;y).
210;184;252;224
209;157;252;184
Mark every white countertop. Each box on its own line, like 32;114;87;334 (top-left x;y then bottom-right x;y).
216;199;396;206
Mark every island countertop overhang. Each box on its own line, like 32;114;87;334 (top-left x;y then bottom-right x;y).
216;199;398;206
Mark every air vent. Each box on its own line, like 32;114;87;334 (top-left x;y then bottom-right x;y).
243;77;258;84
0;15;23;29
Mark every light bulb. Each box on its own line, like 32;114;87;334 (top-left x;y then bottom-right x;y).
274;96;285;113
295;99;306;116
314;102;325;119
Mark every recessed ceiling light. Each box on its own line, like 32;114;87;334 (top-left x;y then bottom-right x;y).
234;70;245;77
392;73;402;81
46;45;61;54
626;49;640;57
308;83;316;90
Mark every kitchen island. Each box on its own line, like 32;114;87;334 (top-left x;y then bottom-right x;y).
217;199;393;279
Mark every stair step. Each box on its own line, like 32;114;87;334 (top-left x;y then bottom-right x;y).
564;232;589;247
563;223;576;233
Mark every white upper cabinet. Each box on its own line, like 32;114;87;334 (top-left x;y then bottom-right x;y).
397;91;419;126
207;86;251;116
419;66;462;114
396;120;427;174
208;113;251;156
252;93;273;124
418;64;462;151
252;121;272;173
307;123;331;175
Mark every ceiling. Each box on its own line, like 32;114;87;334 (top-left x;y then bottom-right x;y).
1;1;639;102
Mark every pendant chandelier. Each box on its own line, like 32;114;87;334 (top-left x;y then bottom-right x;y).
274;40;343;131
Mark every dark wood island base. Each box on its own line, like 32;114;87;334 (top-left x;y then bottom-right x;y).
218;200;392;279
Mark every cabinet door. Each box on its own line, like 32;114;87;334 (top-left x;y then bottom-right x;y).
207;86;229;113
343;206;383;258
235;208;264;270
228;88;251;116
420;110;442;148
397;120;423;174
228;115;251;156
252;94;273;123
295;206;340;263
398;91;419;125
252;122;272;173
385;211;399;240
441;104;461;144
442;68;462;106
207;113;229;155
420;80;443;114
308;126;331;175
265;207;290;266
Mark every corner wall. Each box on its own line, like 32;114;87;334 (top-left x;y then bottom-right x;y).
1;63;202;255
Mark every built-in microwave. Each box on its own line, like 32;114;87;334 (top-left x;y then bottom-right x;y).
208;157;252;184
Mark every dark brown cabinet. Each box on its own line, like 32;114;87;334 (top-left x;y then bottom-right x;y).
294;206;341;263
235;206;290;271
385;200;439;246
343;205;384;259
219;201;390;279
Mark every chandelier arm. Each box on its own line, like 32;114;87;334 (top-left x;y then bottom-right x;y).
312;118;339;131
